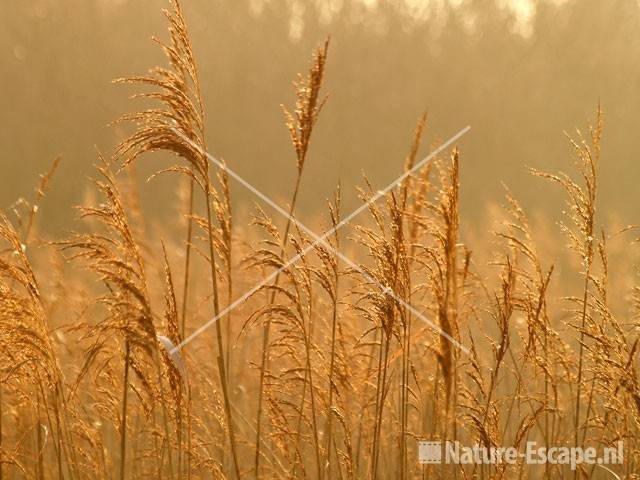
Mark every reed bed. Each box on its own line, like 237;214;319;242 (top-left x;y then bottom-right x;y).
1;1;638;479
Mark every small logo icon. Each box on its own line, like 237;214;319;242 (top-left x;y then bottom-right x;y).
418;441;442;464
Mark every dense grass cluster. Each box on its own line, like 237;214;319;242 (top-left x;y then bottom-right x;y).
1;2;639;479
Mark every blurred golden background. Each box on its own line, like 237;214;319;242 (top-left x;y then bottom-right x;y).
2;0;639;231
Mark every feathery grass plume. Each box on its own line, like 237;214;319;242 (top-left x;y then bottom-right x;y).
62;158;161;479
289;231;323;479
10;157;62;246
2;158;81;480
434;150;461;407
309;187;341;478
283;38;330;175
493;190;585;477
243;211;323;477
0;163;86;480
468;256;515;479
114;1;242;476
4;159;59;244
215;164;234;383
578;231;633;476
254;37;329;478
113;0;205;340
397;114;426;480
400;113;427;211
411;149;464;446
496;186;571;473
114;0;205;178
532;106;602;472
191;163;234;374
351;183;410;479
64;160;181;478
158;244;189;477
400;147;471;478
0;215;67;479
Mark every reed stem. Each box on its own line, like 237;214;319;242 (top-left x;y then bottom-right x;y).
119;341;131;480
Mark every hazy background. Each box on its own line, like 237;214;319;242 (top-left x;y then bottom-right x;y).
2;0;639;232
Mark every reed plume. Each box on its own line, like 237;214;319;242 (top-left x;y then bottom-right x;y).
253;37;329;479
114;1;241;476
533;106;602;477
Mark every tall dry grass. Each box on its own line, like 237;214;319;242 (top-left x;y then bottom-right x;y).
0;2;638;479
